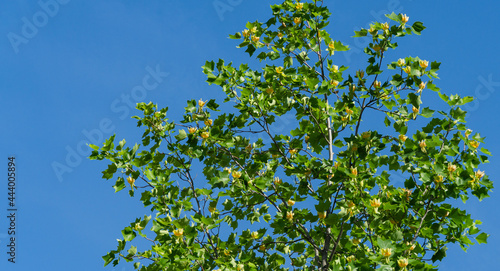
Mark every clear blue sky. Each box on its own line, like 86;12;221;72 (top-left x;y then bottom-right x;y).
1;0;499;270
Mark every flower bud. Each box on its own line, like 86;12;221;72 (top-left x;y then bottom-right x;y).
232;171;242;179
198;99;206;108
294;17;301;25
127;176;135;186
381;248;392;258
398;258;409;268
401;14;409;24
173;228;184;237
373;80;381;88
242;29;250;38
419;60;429;69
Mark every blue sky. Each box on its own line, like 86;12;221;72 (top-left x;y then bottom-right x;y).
0;0;499;270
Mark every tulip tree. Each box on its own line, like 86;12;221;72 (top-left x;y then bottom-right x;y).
89;0;493;270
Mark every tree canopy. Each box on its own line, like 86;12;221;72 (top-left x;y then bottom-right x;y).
90;1;492;270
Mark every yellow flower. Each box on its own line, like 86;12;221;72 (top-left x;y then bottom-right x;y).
357;70;364;78
289;149;297;155
250;27;257;33
398;258;409;268
134;223;144;231
373;44;381;51
318;211;327;219
465;129;472;137
345;108;354;115
381;248;392;258
448;164;457;173
223;249;231;256
237;264;244;271
373;80;381;88
127;176;135;186
399;134;408;142
328;41;335;51
347;201;355;208
346;255;355;263
173;228;184;237
418;81;426;91
198;99;206;108
434;175;444;184
352;238;360;245
330;80;339;87
382;22;389;30
275;66;284;74
397;58;406;66
334;161;340;168
274;177;282;185
295;2;304;10
232;171;242;179
242;29;250;38
419;60;429;69
287;199;295;206
401;14;409;24
362;131;371;139
412;106;419;114
224;167;232;173
251;231;259;239
277;32;284;39
475;170;485;179
304;135;310;142
403;66;411;74
331;65;339;73
370;198;381;208
419;140;426;152
204;119;213;126
351;167;358;176
259;245;266;252
470;141;479;149
350;84;356;92
272;153;280;158
201;131;210;139
251;36;260;42
407;242;416;251
265;87;274;94
188;127;197;134
209;206;216;213
286;211;294;221
294;17;301;24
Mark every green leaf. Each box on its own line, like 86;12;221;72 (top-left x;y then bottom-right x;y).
175;129;187;141
411;21;426;35
476;232;489;244
122;227;136;241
